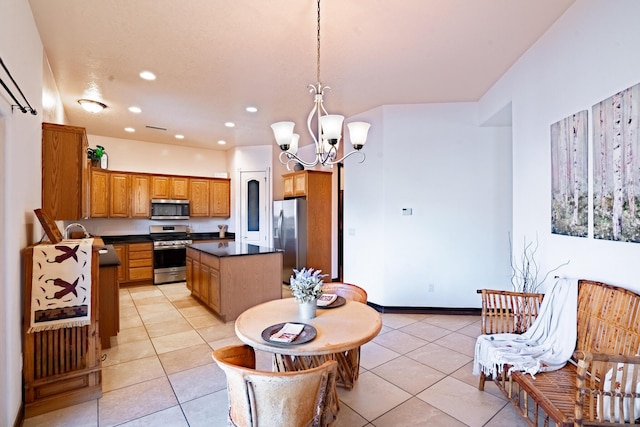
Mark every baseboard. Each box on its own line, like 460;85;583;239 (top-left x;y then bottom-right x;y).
14;402;24;427
367;302;481;316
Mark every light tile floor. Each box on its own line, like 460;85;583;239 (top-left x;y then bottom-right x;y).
23;283;530;427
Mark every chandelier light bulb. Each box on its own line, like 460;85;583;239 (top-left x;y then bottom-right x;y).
271;122;295;151
347;122;371;150
287;134;300;155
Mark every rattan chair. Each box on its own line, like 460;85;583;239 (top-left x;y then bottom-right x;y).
321;282;367;389
476;288;545;391
320;282;368;304
213;345;338;427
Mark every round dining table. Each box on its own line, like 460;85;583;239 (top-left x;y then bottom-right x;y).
234;297;382;357
234;297;381;425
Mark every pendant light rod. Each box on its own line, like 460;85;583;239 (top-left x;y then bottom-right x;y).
271;0;370;170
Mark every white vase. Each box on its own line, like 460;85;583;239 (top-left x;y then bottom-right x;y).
298;300;317;320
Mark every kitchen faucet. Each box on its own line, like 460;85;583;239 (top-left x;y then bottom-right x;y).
64;223;90;239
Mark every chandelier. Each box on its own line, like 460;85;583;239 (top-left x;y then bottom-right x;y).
271;0;370;170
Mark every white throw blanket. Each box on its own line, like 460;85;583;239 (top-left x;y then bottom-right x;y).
473;278;578;378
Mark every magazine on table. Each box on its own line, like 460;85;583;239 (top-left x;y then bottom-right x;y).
270;323;305;343
317;293;337;307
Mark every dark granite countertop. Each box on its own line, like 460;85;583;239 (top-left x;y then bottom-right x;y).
101;234;152;244
101;232;234;245
97;244;121;267
188;242;281;257
190;232;235;241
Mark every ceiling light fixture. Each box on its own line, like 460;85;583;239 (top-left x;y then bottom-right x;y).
78;99;107;113
246;106;258;113
129;106;142;113
139;71;156;81
124;127;135;133
175;134;185;139
224;122;235;128
271;0;370;170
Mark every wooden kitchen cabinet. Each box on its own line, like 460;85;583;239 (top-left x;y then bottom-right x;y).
42;123;90;220
186;245;281;321
90;169;109;218
190;179;210;217
282;170;332;277
211;178;231;217
130;174;151;218
171;176;190;199
115;242;153;285
113;244;127;282
151;175;189;199
109;172;129;218
99;263;119;350
127;242;153;282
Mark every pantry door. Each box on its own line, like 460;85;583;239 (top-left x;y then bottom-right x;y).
239;170;269;246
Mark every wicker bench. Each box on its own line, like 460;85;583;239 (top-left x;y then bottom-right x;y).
478;280;640;426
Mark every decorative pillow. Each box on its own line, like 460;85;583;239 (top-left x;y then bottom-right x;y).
599;363;640;422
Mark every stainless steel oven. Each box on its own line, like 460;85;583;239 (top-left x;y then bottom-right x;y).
150;225;192;285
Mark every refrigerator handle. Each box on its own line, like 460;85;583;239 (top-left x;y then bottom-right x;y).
275;210;283;243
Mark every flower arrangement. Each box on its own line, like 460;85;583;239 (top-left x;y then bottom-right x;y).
290;268;327;303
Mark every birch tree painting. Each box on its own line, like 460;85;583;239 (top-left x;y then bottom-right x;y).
593;83;640;242
551;110;588;237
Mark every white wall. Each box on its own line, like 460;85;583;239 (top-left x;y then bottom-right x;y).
88;135;228;177
479;0;640;292
0;1;45;424
70;135;233;237
344;104;513;307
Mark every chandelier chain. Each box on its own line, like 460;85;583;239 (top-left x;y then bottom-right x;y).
316;0;321;85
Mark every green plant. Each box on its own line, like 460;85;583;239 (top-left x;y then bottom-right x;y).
290;268;327;303
87;145;105;162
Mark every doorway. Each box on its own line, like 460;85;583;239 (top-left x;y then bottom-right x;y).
239;170;269;246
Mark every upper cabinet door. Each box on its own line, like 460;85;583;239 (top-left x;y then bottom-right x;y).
151;175;171;199
41;123;90;220
170;177;190;199
109;173;130;218
190;179;210;217
90;169;109;218
211;179;230;217
130;174;151;218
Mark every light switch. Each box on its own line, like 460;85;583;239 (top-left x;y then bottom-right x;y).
402;208;412;216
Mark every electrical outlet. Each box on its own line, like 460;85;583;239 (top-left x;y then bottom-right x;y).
428;283;435;292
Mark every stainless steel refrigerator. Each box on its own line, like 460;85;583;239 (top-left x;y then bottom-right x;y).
273;199;307;284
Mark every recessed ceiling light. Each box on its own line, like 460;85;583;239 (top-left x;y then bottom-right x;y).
139;71;156;81
218;140;227;145
78;99;107;113
175;134;185;139
129;106;142;113
246;106;258;113
124;127;135;133
224;122;235;128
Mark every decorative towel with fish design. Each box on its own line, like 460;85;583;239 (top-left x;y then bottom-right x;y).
29;238;94;333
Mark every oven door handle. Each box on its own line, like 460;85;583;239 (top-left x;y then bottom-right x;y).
154;245;188;250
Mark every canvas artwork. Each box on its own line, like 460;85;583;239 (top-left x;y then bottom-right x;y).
551;110;588;237
593;83;640;242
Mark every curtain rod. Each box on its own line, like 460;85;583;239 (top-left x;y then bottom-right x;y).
0;57;37;115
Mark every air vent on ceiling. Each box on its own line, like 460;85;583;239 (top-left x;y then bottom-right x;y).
145;125;168;131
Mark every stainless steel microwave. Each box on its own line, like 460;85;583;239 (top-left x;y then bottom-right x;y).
150;199;190;220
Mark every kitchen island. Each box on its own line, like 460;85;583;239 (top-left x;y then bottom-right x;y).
186;242;283;321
